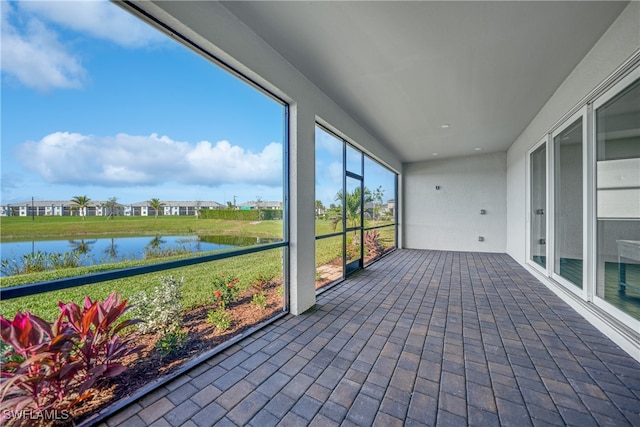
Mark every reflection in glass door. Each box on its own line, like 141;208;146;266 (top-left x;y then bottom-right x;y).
530;144;547;268
595;76;640;321
345;175;363;274
554;115;584;289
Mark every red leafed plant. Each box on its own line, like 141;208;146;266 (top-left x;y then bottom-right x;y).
0;293;142;417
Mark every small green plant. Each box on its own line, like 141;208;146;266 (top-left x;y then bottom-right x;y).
155;330;188;359
252;292;267;309
130;276;184;335
212;275;240;309
250;274;270;309
207;307;232;331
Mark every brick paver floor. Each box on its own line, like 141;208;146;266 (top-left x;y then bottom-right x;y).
101;250;640;426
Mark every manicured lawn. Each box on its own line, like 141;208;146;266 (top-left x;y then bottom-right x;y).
0;248;284;321
0;217;395;321
0;216;283;241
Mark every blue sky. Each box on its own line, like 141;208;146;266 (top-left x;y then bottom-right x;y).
1;0;284;206
1;0;395;209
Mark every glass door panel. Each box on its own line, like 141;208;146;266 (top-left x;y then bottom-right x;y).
554;116;584;289
346;144;363;175
530;144;547;268
345;175;363;273
595;76;640;321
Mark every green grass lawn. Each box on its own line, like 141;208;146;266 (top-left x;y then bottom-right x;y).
0;248;285;321
0;216;396;321
0;215;283;241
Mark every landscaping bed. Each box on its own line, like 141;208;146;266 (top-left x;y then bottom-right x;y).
78;281;282;425
1;281;283;427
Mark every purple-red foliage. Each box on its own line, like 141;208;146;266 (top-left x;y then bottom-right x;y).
0;293;142;416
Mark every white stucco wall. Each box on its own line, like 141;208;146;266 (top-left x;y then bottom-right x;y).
506;2;640;265
403;152;506;253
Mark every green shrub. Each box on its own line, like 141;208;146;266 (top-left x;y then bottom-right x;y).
207;307;231;331
155;330;188;359
251;292;267;309
130;276;183;335
199;209;282;220
212;275;240;309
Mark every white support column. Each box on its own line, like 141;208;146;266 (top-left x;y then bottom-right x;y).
288;102;316;315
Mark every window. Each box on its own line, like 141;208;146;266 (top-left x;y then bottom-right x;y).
553;114;584;289
363;156;397;265
315;127;344;288
0;1;289;417
315;125;397;288
529;142;547;269
595;75;640;321
527;63;640;332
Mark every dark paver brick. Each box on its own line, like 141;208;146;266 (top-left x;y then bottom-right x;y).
249;410;280;427
290;395;322;421
102;250;640;427
318;400;349;423
264;393;296;418
166;382;199;405
164;399;200;427
138;398;175;424
346;393;380;426
226;391;270;426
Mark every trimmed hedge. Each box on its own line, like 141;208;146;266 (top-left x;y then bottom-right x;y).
199;209;283;220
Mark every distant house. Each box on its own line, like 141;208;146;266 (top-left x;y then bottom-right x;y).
0;200;223;217
1;200;68;217
127;200;224;216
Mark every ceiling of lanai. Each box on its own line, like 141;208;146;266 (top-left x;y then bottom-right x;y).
220;1;629;162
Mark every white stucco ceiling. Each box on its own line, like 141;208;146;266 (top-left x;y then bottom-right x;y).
220;1;628;162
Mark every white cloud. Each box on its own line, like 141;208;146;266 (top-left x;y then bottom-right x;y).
19;0;165;48
316;128;344;157
1;0;165;91
16;132;283;188
1;2;86;91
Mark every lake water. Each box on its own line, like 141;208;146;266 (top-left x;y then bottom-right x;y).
0;235;279;275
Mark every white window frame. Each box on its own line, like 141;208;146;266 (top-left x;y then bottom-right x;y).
526;136;550;277
590;67;640;331
550;106;589;299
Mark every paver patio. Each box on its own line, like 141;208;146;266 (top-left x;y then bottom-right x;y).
100;249;640;426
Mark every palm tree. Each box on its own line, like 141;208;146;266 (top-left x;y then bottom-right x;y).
335;186;372;228
149;198;164;219
71;195;91;220
103;196;120;219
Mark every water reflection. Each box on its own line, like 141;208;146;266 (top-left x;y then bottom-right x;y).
1;235;282;276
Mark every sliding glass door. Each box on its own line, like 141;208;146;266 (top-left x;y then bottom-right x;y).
527;64;639;331
553;112;585;291
594;72;640;322
529;142;547;270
